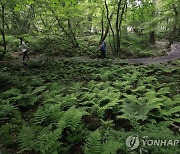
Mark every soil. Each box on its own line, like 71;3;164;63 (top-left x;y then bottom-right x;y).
126;42;180;65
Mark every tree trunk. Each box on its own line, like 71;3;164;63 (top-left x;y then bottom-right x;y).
99;12;114;45
118;1;126;54
68;19;79;48
149;31;156;44
0;4;6;59
104;0;116;54
115;0;122;54
149;0;157;45
99;9;104;45
168;4;178;48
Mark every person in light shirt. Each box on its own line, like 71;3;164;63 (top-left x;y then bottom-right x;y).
19;37;30;62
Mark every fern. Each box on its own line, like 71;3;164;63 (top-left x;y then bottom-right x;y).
87;80;96;90
84;130;102;154
163;106;180;116
133;85;146;93
98;99;119;118
1;57;179;154
100;82;111;90
18;126;61;153
122;71;140;82
34;105;53;124
57;106;89;131
157;87;170;95
0;88;23;105
60;94;78;110
144;90;156;99
0;123;17;146
123;94;137;103
31;85;47;95
0;86;45;107
34;103;63;125
91;88;120;117
18;126;36;152
1;88;21;98
141;76;157;84
101;140;122;154
173;94;180;104
118;97;163;121
84;129;122;154
36;129;60;154
0;104;17;123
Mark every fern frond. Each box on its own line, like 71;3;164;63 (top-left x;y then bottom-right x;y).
18;126;36;152
1;88;21;98
34;105;52;124
173;94;180;104
36;129;60;154
34;103;63;124
144;90;156;99
165;106;180;116
31;86;46;95
101;140;122;154
123;94;137;103
57;106;89;131
60;95;78;110
0;104;17;123
118;98;163;121
157;87;170;95
87;80;96;90
84;130;102;154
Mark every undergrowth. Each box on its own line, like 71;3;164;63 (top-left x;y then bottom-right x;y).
0;59;179;154
2;34;97;59
121;33;167;58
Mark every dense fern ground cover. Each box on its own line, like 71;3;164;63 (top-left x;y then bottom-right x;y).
0;59;180;154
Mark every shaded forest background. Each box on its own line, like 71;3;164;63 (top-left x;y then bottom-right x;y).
0;0;180;59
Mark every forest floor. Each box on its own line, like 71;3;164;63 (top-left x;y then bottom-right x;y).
1;41;180;154
126;42;180;65
7;42;180;65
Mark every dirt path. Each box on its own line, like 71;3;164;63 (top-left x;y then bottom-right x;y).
62;42;180;65
125;42;180;65
8;42;180;65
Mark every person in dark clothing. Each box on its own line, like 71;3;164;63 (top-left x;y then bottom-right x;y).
19;37;30;62
99;41;106;58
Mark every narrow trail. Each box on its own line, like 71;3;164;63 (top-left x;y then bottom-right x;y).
126;42;180;65
62;42;180;65
7;42;180;65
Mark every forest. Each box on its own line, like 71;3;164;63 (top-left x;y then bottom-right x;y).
0;0;180;153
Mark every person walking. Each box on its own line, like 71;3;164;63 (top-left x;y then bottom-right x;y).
99;41;106;58
19;37;30;62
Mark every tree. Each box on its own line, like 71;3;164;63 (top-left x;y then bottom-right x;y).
104;0;127;55
115;0;127;54
0;1;6;59
148;0;157;45
167;1;179;47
